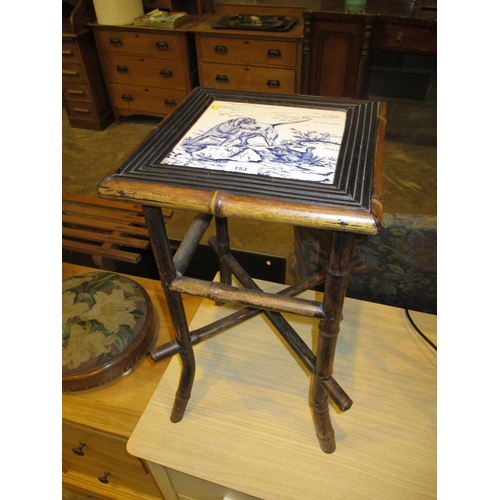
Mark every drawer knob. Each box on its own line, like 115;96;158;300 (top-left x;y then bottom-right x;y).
62;50;74;56
267;79;281;88
395;31;404;47
215;74;229;83
160;69;173;78
109;37;122;47
116;65;129;73
267;49;282;58
164;99;177;107
156;41;169;50
71;442;86;456
98;472;110;484
121;94;133;101
214;45;228;54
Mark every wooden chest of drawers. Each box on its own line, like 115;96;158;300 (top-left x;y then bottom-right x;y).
62;263;203;499
91;24;198;121
62;1;113;130
63;421;163;499
189;12;304;95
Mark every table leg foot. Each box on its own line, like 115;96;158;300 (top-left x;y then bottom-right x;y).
170;393;191;423
311;397;336;454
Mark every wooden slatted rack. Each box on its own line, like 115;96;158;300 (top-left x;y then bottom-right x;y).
62;193;173;270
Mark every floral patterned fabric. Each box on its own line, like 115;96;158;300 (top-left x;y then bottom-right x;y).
62;272;151;376
290;213;437;314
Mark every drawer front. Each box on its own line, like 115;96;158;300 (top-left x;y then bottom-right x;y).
107;83;187;114
95;29;183;59
62;422;162;497
62;38;80;62
200;63;296;93
62;61;87;83
168;467;261;500
198;36;297;68
376;24;437;53
63;82;92;101
101;54;188;90
65;100;99;120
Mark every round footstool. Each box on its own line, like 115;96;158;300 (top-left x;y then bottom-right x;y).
62;271;156;391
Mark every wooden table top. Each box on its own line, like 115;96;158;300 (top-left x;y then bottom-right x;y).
128;277;437;500
98;88;386;234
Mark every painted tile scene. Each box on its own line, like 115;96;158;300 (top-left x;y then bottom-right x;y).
160;101;346;184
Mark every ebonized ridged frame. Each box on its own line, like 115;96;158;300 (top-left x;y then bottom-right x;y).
109;88;381;212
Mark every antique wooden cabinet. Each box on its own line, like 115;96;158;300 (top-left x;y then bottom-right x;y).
303;1;437;98
303;12;370;98
91;23;198;121
189;5;305;94
62;0;113;130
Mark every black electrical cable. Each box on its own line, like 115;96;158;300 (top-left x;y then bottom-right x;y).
405;308;437;351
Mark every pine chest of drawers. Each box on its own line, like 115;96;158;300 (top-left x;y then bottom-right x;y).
91;24;198;121
189;12;304;95
62;262;203;499
62;420;163;499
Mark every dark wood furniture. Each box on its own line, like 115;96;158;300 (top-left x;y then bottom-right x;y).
302;0;437;98
98;87;386;453
189;5;305;94
62;0;114;130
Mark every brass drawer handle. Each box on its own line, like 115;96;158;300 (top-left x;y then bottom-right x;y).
62;50;74;56
62;70;79;76
267;49;282;58
68;89;85;95
156;41;169;50
164;99;177;106
109;37;122;47
73;107;91;114
121;94;133;101
98;472;110;484
215;74;228;83
267;79;281;88
160;69;173;78
116;65;129;73
395;31;404;47
214;45;228;54
72;442;86;456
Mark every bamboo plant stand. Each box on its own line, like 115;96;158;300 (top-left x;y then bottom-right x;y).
98;88;386;453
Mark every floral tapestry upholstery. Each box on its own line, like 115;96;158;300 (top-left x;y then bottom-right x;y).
62;272;155;391
290;213;437;314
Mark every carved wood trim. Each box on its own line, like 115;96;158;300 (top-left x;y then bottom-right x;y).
301;12;313;94
355;22;374;98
